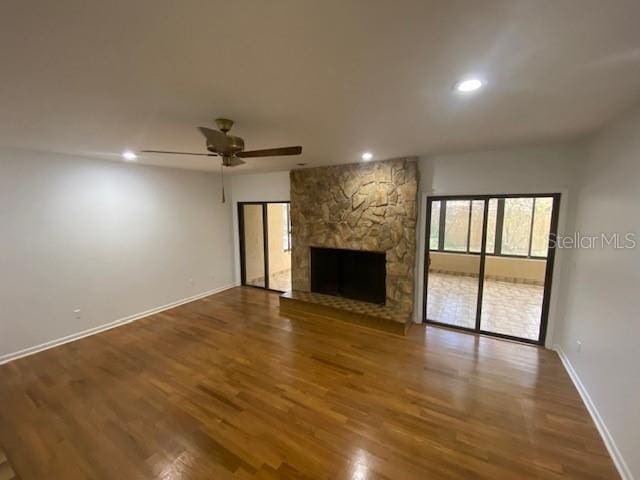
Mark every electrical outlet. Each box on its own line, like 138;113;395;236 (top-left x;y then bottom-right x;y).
74;309;81;319
189;278;195;286
576;340;582;353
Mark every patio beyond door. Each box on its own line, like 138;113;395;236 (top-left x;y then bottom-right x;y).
423;194;560;345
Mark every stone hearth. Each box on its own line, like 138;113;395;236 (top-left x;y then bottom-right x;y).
290;157;419;323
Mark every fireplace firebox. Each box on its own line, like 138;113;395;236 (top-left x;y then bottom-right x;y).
310;247;386;304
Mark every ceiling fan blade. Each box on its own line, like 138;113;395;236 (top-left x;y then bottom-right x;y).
141;149;217;156
237;146;302;158
197;127;229;150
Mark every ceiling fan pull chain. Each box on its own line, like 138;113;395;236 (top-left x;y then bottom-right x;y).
221;163;226;203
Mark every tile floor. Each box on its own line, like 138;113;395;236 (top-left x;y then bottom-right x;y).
247;269;292;292
426;272;544;340
268;269;292;292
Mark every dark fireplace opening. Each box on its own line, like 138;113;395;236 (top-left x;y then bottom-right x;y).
310;247;386;304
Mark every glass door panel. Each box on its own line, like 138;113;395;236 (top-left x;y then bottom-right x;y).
425;198;485;329
241;204;265;288
479;196;554;341
266;203;292;292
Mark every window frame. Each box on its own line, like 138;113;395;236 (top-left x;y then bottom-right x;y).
430;196;553;260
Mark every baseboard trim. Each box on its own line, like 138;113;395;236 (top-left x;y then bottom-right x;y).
553;345;633;480
0;283;239;366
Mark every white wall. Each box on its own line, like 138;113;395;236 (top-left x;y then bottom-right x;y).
555;106;640;479
419;144;582;197
230;171;290;284
0;149;236;361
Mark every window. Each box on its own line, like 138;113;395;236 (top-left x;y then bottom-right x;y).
433;199;483;254
502;198;534;256
485;198;497;254
429;196;553;258
469;200;484;253
429;201;441;249
283;203;292;251
531;197;553;256
444;200;470;251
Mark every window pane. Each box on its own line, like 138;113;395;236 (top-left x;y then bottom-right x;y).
485;198;497;254
502;198;533;256
469;200;484;253
429;201;441;250
282;204;291;251
444;200;470;252
531;197;553;257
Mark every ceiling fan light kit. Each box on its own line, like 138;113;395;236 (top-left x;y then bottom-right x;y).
142;118;302;202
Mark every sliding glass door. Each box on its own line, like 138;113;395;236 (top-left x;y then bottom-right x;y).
266;203;292;291
424;194;560;344
425;198;485;329
240;204;266;288
238;202;292;292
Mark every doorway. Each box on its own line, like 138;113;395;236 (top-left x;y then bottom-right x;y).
422;194;560;345
238;201;292;292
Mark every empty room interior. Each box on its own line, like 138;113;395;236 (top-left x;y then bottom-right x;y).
1;1;640;479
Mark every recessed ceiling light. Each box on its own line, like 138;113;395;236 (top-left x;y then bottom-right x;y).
454;78;483;93
122;150;137;161
361;152;373;161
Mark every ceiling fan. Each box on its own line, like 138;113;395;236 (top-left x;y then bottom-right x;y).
141;118;302;202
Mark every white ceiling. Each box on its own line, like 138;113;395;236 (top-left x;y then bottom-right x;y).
1;0;640;173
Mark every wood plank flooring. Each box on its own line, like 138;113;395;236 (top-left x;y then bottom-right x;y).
0;287;618;479
0;446;17;480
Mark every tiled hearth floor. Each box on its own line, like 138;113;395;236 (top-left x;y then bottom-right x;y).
281;290;405;322
426;272;543;340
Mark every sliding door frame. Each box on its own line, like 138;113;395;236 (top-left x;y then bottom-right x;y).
422;193;561;346
238;201;291;293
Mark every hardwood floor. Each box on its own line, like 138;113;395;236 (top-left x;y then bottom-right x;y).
0;287;617;479
0;445;17;480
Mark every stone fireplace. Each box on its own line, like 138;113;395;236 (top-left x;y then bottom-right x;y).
289;157;419;323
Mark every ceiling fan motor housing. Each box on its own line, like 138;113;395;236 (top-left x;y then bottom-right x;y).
207;134;245;154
